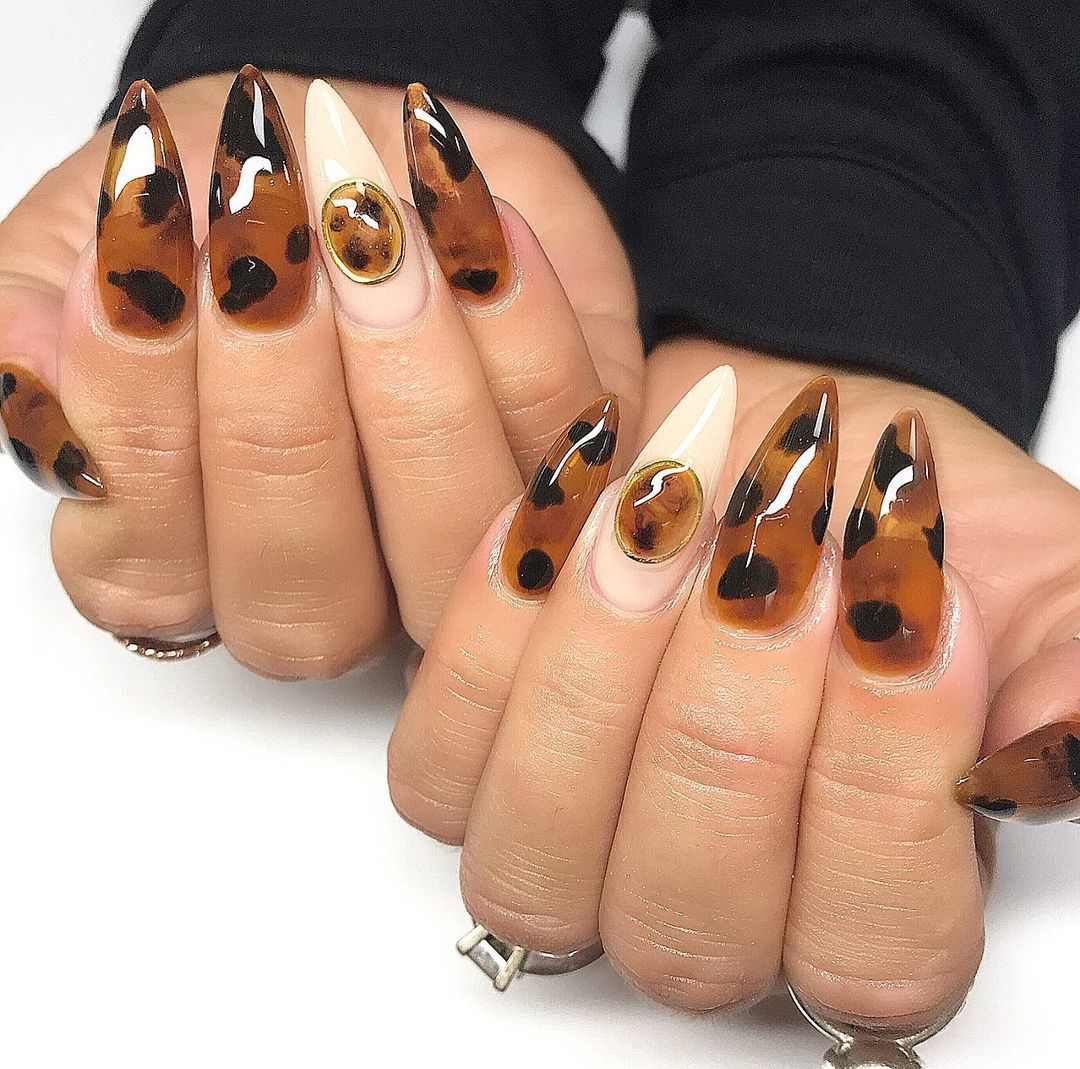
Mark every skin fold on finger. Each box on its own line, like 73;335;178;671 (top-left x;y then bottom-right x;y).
786;412;988;1032
304;80;525;648
198;68;393;679
388;396;619;843
600;379;840;1012
403;84;614;475
460;369;735;953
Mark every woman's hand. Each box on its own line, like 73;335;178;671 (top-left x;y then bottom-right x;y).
0;69;643;677
389;343;1080;1028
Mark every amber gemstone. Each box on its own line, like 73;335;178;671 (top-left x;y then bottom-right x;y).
615;460;703;563
321;180;405;284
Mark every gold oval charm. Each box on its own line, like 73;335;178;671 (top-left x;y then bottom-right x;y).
320;179;405;284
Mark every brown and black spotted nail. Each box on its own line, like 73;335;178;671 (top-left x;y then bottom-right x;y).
403;83;511;304
209;65;313;328
956;721;1080;824
501;395;619;597
97;81;194;337
0;364;104;498
840;409;943;675
706;376;837;631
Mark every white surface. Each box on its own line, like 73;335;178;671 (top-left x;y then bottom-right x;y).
1;5;1078;1067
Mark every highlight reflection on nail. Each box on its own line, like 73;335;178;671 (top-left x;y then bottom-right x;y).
706;376;837;631
956;720;1080;824
501;395;619;597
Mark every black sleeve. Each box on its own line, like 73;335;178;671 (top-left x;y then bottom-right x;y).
105;0;624;210
627;0;1080;446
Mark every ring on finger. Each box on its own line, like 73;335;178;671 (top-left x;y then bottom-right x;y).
456;920;604;992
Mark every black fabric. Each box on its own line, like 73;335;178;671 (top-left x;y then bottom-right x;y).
109;0;1080;446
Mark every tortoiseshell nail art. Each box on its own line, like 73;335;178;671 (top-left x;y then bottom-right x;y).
321;180;405;284
403;83;511;303
706;376;838;630
97;81;194;337
615;461;704;563
0;364;104;498
840;409;943;675
501;395;619;596
209;65;313;328
956;721;1080;824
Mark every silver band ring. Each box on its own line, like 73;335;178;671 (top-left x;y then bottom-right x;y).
456;920;604;991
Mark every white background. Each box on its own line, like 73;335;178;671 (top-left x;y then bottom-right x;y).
1;4;1078;1067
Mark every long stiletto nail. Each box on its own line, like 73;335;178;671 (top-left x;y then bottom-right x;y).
706;376;837;631
0;364;104;498
592;366;737;613
305;80;429;328
404;83;511;304
209;65;313;329
840;409;943;675
97;81;194;337
956;721;1080;824
501;395;619;597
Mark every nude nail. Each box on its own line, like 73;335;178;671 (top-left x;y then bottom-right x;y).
591;366;737;612
304;79;429;328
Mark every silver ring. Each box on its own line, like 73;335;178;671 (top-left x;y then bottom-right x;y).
789;985;963;1067
113;631;221;661
456;920;604;992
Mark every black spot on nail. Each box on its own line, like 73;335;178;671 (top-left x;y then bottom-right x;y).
847;599;902;643
517;547;555;591
285;224;311;264
0;371;15;403
53;441;89;488
780;411;820;453
411;179;439;231
717;552;780;602
425;97;474;182
871;423;914;494
341;238;372;273
9;437;37;473
220;256;277;314
527;465;565;510
112;96;153;147
631;517;661;553
923;510;944;568
450;268;499;296
568;421;617;467
968;796;1018;817
843;507;876;559
208;171;224;225
724;475;763;528
139;166;181;225
812;486;833;545
96;188;112;235
219;77;287;169
1065;733;1080;791
107;269;186;325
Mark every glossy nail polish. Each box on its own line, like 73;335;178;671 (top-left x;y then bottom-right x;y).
706;376;837;630
0;364;104;498
305;80;429;328
403;83;511;304
97;81;194;337
840;409;943;675
956;721;1080;824
501;395;619;597
592;366;737;613
209;65;313;329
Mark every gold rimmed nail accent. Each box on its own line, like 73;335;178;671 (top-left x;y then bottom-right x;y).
615;459;704;564
320;179;405;284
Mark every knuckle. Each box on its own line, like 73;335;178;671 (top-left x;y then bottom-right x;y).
207;412;346;485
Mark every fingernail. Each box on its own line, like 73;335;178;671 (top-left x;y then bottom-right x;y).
0;364;104;498
501;395;619;597
706;376;837;630
956;721;1080;824
97;81;194;337
305;80;429;328
209;65;313;329
403;83;511;305
592;366;736;612
840;408;944;675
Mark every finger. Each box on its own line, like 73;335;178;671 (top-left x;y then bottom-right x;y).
460;368;736;952
388;395;619;843
786;411;987;1031
304;80;523;646
599;378;839;1011
49;82;212;643
198;66;392;678
403;85;615;473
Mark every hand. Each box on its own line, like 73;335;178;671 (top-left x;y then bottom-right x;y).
0;68;642;676
389;342;1080;1028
